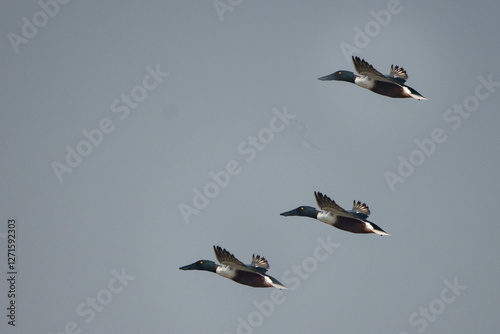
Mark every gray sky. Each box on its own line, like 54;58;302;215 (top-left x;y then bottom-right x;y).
1;1;499;333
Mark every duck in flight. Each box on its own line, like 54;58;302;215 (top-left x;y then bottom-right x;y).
179;246;288;289
280;191;390;236
319;56;427;100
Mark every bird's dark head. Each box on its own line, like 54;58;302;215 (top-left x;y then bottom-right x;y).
280;206;318;219
318;70;355;83
179;260;216;272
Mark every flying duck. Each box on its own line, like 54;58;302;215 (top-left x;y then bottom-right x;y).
179;246;288;289
319;56;427;100
280;191;390;236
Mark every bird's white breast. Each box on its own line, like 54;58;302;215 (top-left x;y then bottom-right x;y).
354;76;375;90
317;212;338;225
216;265;236;279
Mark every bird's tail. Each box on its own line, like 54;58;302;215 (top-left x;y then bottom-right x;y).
370;222;391;236
267;276;288;290
407;86;427;100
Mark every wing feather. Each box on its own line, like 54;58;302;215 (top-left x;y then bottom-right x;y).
213;246;264;274
350;200;371;219
314;192;350;216
352;56;406;85
251;254;270;270
390;64;408;81
352;56;384;78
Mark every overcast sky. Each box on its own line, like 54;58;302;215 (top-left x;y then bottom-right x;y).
1;1;500;333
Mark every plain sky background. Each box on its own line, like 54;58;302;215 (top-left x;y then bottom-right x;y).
1;1;500;333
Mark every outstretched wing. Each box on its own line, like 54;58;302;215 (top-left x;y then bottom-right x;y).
213;246;263;274
350;200;371;219
352;56;405;85
352;56;384;78
250;254;269;274
314;192;350;216
389;64;408;83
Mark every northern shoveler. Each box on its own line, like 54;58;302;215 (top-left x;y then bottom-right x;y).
179;246;288;289
280;191;390;236
319;56;427;100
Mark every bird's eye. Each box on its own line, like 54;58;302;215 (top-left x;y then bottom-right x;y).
200;261;203;264
300;207;304;210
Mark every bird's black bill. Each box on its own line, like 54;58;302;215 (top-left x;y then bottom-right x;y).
318;73;336;81
280;209;298;216
179;263;197;270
